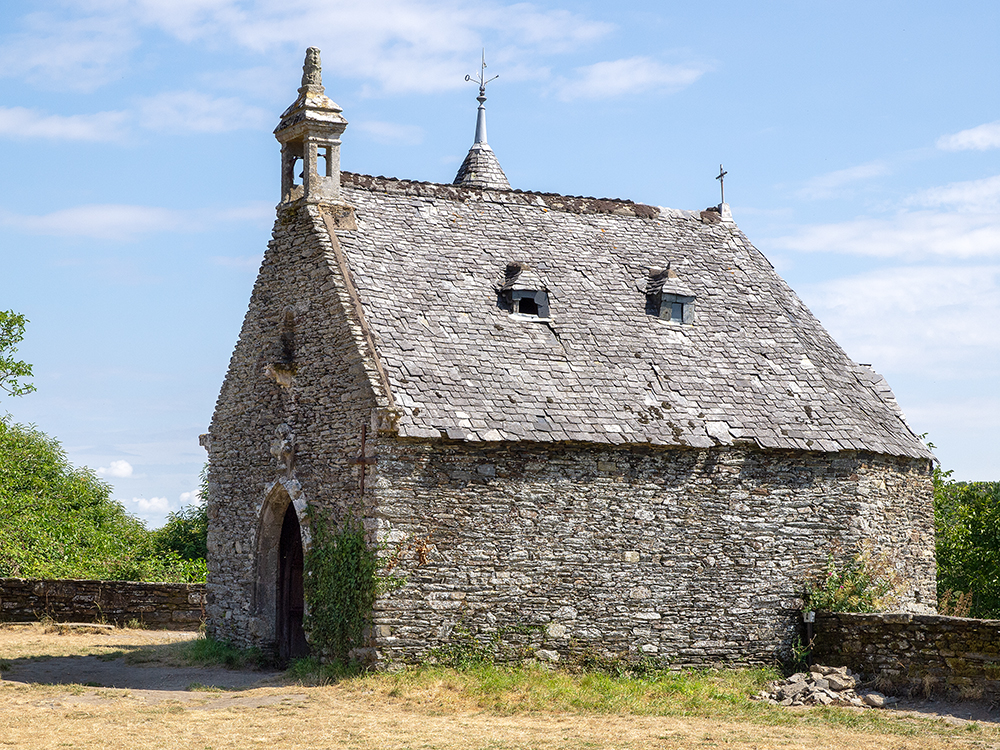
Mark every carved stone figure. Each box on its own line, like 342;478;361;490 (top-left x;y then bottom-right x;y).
269;423;294;477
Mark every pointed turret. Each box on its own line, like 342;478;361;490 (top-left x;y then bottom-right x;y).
454;54;510;191
274;47;348;205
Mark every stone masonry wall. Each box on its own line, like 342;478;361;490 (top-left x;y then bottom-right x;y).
205;203;382;648
369;442;935;666
0;578;206;629
812;612;1000;701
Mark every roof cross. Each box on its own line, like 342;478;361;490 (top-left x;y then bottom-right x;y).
465;49;499;98
716;164;728;205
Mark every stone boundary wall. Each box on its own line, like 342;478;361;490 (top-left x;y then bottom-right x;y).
812;612;1000;701
0;578;206;630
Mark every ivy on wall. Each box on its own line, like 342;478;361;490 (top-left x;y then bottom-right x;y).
302;510;378;661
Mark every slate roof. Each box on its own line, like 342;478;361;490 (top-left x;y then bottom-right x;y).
453;143;511;190
333;171;932;459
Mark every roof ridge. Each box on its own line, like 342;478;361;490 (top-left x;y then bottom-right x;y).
340;171;663;220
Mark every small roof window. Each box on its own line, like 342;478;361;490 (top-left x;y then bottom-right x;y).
500;263;551;320
644;266;695;325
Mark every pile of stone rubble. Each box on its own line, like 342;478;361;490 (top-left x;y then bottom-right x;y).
757;664;899;708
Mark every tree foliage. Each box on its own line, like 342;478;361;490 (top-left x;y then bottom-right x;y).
153;499;208;561
0;310;35;398
935;469;1000;619
0;417;205;582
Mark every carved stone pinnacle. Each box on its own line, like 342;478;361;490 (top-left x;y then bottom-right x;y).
301;47;322;89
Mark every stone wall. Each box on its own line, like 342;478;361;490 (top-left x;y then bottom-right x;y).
0;578;206;630
369;442;935;666
811;612;1000;701
205;203;383;647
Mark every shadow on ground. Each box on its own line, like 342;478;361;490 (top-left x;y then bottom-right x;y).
1;649;283;691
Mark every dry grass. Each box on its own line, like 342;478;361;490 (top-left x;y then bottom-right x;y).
1;624;998;750
0;621;195;663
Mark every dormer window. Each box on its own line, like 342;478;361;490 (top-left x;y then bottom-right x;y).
645;266;695;325
512;289;549;317
500;263;551;320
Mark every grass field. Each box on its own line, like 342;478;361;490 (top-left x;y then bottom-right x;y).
1;624;997;750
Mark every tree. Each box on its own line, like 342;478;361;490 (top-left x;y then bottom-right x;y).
153;463;208;561
935;470;1000;618
0;417;207;582
0;310;35;398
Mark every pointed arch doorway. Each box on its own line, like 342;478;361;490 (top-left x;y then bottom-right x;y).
277;502;309;661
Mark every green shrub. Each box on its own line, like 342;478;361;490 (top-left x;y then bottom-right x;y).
0;416;206;582
935;471;1000;618
153;501;208;561
803;542;905;613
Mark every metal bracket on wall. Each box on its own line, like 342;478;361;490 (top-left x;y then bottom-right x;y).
350;423;378;492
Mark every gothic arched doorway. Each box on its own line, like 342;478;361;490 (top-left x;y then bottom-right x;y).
277;503;309;661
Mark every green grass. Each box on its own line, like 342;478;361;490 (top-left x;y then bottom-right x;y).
280;660;987;741
367;664;784;718
182;635;275;670
173;644;996;742
286;655;366;684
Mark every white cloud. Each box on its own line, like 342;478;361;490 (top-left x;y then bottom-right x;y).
0;10;138;92
554;57;707;101
97;459;134;478
907;174;1000;213
771;211;1000;259
799;265;1000;377
354;120;424;146
0;201;273;240
2;1;613;95
937;120;1000;151
137;91;269;133
0;106;128;142
0;204;185;241
126;496;171;513
179;489;204;505
797;161;890;200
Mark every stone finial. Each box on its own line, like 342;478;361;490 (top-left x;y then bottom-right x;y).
301;47;323;89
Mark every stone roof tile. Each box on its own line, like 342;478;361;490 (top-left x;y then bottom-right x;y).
332;173;931;459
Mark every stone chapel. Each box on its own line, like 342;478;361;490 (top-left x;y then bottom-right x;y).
203;48;936;664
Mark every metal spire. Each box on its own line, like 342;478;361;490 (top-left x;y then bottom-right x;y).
465;48;499;98
465;49;498;145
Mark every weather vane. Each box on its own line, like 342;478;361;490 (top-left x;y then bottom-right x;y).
716;164;728;205
466;49;498;97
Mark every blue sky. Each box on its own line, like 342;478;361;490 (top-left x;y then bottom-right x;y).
1;1;997;526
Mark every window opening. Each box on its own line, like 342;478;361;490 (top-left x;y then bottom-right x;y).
670;301;684;323
318;146;332;178
500;263;550;320
517;296;539;316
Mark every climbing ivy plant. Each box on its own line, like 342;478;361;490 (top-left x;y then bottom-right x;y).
302;510;378;662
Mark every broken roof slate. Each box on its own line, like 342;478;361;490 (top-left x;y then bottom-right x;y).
331;172;932;459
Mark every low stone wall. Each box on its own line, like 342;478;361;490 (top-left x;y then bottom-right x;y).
0;578;206;630
812;612;1000;701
